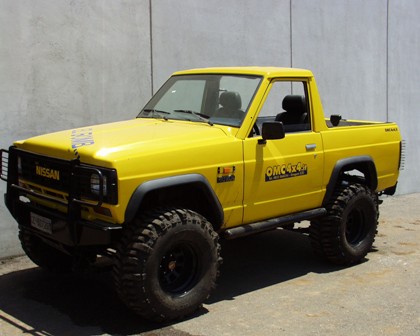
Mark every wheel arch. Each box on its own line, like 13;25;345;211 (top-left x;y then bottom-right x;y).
323;156;378;206
124;174;224;230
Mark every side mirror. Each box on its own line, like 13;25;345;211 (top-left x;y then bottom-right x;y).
259;121;285;144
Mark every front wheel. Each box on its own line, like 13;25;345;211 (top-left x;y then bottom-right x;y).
113;208;221;322
310;183;378;265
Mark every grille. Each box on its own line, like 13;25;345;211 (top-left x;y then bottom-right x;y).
20;152;72;191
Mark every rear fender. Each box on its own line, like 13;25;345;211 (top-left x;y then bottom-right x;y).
323;156;377;206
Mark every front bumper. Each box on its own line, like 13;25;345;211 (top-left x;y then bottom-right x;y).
2;146;121;248
6;194;122;247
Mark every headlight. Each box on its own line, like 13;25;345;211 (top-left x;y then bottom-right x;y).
77;165;118;205
90;173;107;196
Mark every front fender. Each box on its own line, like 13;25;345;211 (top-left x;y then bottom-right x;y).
124;174;224;226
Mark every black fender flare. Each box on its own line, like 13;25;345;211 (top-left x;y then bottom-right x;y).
124;174;224;226
323;156;378;206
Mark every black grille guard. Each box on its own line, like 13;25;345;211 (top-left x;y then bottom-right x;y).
2;147;106;209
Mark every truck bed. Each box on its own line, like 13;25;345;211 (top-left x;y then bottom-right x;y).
325;118;384;128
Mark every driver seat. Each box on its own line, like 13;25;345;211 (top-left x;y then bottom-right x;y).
275;95;308;124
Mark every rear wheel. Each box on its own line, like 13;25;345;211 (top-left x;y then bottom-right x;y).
310;183;378;265
113;208;221;322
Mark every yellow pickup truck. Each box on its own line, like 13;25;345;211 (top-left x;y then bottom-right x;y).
1;67;402;321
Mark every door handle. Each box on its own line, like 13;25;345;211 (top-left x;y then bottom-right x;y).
306;144;317;151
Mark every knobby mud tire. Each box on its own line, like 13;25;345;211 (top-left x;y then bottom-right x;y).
310;183;379;265
113;208;221;322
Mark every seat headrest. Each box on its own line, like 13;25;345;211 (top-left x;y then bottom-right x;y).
219;91;242;110
282;95;306;113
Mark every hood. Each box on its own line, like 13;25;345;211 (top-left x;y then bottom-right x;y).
16;118;232;166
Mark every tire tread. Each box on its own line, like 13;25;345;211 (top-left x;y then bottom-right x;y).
113;208;221;322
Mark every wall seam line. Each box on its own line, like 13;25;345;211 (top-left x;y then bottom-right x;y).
386;0;389;122
290;0;293;68
149;0;154;95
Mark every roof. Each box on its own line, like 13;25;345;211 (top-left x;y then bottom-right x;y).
172;66;314;78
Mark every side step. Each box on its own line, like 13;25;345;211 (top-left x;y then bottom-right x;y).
223;208;327;240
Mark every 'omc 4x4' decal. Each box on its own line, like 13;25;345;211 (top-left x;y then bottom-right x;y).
265;162;308;182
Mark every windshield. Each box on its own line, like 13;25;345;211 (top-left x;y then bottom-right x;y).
137;74;262;127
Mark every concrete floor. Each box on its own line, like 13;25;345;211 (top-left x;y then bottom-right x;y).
0;193;419;336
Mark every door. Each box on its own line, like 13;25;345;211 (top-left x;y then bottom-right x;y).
243;79;324;224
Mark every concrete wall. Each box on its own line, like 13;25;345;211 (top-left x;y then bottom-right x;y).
0;0;418;258
0;0;152;258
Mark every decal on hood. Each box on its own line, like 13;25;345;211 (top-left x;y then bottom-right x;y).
71;127;95;159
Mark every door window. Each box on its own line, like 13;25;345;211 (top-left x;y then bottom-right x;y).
255;81;311;134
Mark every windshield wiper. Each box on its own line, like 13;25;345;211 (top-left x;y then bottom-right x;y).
139;109;170;120
174;110;213;126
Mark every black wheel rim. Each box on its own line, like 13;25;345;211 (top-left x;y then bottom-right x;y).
345;207;367;246
159;242;199;295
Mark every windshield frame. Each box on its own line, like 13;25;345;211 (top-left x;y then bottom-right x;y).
137;73;263;127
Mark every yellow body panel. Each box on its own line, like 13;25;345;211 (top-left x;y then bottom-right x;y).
320;124;401;192
242;132;324;226
13;67;401;228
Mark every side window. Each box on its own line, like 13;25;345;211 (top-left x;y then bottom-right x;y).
256;80;311;134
